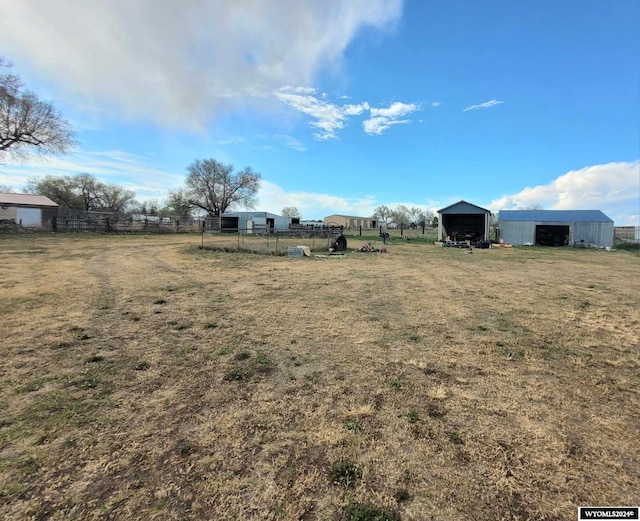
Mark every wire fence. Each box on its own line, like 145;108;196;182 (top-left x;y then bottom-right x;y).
200;228;346;255
199;226;440;255
52;216;202;233
347;226;439;241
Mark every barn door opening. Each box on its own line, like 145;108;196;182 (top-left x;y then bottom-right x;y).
536;225;569;246
221;216;239;233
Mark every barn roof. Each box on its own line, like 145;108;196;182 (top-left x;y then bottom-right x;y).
499;210;613;223
0;192;58;207
438;200;490;215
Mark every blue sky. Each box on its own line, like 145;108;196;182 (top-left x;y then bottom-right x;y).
1;0;639;224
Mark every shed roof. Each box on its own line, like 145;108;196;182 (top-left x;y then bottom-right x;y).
0;192;58;207
222;211;283;219
438;200;490;215
499;210;613;223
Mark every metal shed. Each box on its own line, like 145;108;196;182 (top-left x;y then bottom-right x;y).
0;192;58;228
437;200;491;242
220;211;291;233
498;210;614;248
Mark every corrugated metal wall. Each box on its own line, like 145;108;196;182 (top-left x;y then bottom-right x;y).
572;222;614;247
500;220;614;247
499;221;535;245
222;212;291;231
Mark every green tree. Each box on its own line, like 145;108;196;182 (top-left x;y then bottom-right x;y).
185;159;261;216
1;57;76;158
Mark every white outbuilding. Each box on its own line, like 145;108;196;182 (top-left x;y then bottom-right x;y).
498;210;614;248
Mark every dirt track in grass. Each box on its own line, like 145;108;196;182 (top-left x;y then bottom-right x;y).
1;233;639;520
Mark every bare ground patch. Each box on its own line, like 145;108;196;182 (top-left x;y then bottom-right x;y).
0;234;639;520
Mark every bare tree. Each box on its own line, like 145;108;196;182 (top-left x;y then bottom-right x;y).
424;210;435;227
185;159;261;216
163;189;193;217
98;184;137;213
75;173;103;211
1;57;76;158
26;175;82;209
281;206;301;219
392;205;410;227
407;206;425;227
373;205;393;226
27;173;135;212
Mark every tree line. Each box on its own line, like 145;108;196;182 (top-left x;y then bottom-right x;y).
373;204;437;228
26;159;263;218
2;55;438;225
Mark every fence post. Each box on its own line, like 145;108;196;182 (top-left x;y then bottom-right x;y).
237;230;240;251
275;230;279;255
401;223;404;237
359;225;362;236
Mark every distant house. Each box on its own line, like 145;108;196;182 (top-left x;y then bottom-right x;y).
437;200;491;242
498;210;614;247
0;193;58;229
220;211;291;233
324;214;377;229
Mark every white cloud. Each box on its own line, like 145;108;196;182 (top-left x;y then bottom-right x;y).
431;101;441;107
362;117;410;135
216;137;246;146
489;161;640;225
362;102;418;135
273;135;306;152
274;87;352;139
0;0;402;129
463;99;504;112
343;102;371;116
275;88;418;138
257;180;377;219
369;102;417;118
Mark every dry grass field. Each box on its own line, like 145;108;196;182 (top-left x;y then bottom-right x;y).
1;233;639;520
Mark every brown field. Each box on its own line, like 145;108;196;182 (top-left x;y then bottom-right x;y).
1;233;639;520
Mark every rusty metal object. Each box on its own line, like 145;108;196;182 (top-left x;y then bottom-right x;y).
330;235;348;251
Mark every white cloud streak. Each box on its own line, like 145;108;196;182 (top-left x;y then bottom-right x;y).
0;0;402;129
463;99;504;112
0;151;183;200
273;135;306;152
489;161;640;225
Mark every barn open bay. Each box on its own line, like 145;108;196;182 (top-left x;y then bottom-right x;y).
1;234;639;520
